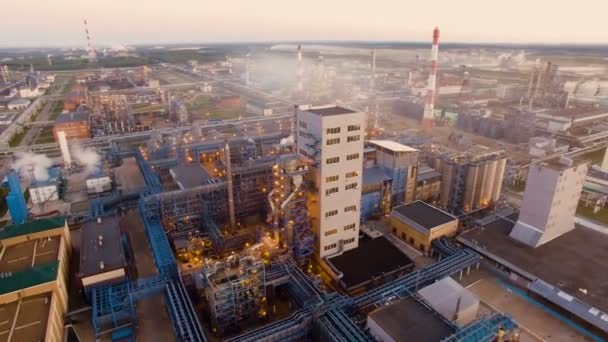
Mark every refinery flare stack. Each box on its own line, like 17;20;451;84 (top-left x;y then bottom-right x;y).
422;27;440;131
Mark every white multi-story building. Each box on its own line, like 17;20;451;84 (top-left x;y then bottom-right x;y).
510;157;589;247
296;105;365;258
29;183;59;204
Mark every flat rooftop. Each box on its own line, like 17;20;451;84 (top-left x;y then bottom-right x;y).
368;140;418;153
54;110;89;124
0;293;51;342
0;236;60;274
369;297;453;342
0;216;65;241
460;214;608;312
170;164;211;190
327;236;414;289
392;201;457;230
305;106;357;116
80;217;126;277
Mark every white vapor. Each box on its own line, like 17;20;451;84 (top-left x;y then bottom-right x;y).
12;152;53;181
72;145;102;175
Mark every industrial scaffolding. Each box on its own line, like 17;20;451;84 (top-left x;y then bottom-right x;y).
202;246;267;333
268;155;314;263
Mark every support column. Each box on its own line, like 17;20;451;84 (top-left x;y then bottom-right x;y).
600;147;608;173
225;141;236;231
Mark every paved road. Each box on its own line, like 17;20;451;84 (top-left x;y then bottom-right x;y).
18;78;69;147
19;100;55;147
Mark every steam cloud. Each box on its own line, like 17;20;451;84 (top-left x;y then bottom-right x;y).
13;152;53;181
280;135;294;146
72;145;102;175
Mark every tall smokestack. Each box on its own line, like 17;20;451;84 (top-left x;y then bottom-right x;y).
422;27;440;130
369;49;379;134
83;19;97;61
370;49;376;91
297;45;303;92
57;131;72;166
245;53;251;86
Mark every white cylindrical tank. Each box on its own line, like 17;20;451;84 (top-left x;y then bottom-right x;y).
463;165;478;212
57;131;71;165
482;160;497;205
492;158;507;201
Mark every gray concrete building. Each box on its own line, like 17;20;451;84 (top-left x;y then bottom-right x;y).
510;157;589;247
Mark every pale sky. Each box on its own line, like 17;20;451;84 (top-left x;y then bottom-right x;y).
2;0;607;47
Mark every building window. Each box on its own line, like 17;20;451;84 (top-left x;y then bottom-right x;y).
325;187;339;195
326;157;340;164
344;205;357;212
326;127;340;134
324;243;337;251
299;121;307;129
347;135;360;142
324;229;338;236
344;237;356;244
346;153;359;161
345;183;358;190
298;130;307;138
327;138;340;145
347;125;360;132
326;175;339;183
345;171;358;178
344;223;356;231
325;210;338;218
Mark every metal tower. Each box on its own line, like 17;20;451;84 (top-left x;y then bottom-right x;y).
83;19;97;61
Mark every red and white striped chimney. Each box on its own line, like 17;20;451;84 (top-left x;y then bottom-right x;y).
83;19;97;61
422;27;440;129
297;45;303;92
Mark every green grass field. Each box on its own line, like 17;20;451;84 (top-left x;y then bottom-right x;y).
34;127;56;145
132;103;166;114
49;101;64;120
577;203;608;225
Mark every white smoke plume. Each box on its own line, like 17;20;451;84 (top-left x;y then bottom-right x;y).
72;145;102;176
12;152;53;181
280;135;295;146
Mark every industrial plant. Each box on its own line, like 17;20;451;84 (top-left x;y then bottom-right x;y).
0;13;608;342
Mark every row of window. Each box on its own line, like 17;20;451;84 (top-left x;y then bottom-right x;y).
325;210;338;218
324;228;338;236
326;175;339;183
326;125;361;135
325;172;358;183
324;243;338;251
347;135;360;142
325;153;359;165
325;223;357;237
346;171;358;178
326;157;340;164
325;187;339;195
323;237;356;251
344;223;356;231
327;138;340;145
324;183;359;196
345;182;358;190
325;205;358;217
326;135;360;145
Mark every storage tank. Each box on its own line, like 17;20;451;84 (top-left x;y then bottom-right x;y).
463;164;478;212
482;159;497;205
492;157;507;201
471;163;486;210
440;162;455;208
